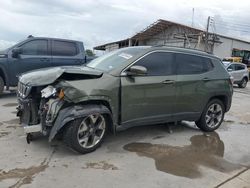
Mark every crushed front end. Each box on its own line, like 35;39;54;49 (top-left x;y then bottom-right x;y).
17;82;65;143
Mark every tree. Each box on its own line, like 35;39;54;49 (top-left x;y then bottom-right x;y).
85;49;95;57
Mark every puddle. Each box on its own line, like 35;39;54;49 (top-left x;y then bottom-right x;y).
4;119;19;125
82;161;118;170
0;159;48;188
0;131;10;138
2;103;18;107
124;132;241;178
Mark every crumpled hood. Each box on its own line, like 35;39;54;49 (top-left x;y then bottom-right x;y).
19;66;103;86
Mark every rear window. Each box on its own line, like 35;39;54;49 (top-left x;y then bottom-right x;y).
176;54;213;75
52;41;78;56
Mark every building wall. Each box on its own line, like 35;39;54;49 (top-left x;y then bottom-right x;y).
101;25;250;59
213;37;250;58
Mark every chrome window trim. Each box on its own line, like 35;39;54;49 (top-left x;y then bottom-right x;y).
120;49;215;76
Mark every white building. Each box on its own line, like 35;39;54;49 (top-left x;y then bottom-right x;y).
94;19;250;61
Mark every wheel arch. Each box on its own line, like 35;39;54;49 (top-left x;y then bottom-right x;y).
48;103;113;142
208;95;230;112
243;76;249;81
0;67;8;86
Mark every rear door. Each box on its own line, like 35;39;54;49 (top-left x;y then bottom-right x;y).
52;40;84;66
234;64;246;81
121;51;177;126
10;39;51;84
174;53;214;120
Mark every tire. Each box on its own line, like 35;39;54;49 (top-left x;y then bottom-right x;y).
63;112;108;154
195;99;225;132
0;76;4;95
238;77;248;88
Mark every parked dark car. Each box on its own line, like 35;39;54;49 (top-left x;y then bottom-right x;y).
17;46;233;154
0;36;89;95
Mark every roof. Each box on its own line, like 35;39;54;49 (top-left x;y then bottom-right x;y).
131;19;203;40
94;19;250;50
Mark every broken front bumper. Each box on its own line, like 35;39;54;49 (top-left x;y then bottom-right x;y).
17;97;42;134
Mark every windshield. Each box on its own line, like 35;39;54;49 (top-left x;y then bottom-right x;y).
87;47;148;72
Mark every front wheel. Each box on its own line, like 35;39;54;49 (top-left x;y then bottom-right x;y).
0;76;4;95
196;99;225;132
238;78;248;88
64;113;108;154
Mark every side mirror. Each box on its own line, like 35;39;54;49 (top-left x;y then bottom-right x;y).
12;47;23;58
127;65;147;76
227;68;233;72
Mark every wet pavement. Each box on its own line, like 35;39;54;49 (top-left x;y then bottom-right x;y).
0;86;249;188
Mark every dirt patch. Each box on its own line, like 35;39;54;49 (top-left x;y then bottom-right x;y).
62;164;68;168
2;103;18;107
124;132;242;179
6;125;19;129
0;131;10;138
0;159;48;188
82;161;118;170
4;118;19;125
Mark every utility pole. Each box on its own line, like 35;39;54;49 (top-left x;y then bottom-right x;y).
204;16;210;52
192;8;194;27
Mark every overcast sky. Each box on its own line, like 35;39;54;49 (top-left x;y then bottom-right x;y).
1;0;250;50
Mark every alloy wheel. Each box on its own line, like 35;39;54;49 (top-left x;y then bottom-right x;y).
77;114;106;149
205;103;223;128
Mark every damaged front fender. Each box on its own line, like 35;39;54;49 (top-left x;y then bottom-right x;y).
48;104;112;142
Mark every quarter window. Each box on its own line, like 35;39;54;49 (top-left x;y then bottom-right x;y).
52;41;78;56
135;52;175;76
176;54;213;75
21;40;48;55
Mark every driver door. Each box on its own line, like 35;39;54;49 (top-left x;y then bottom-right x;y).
121;51;177;127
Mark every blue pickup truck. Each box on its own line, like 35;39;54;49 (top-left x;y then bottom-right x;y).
0;36;90;95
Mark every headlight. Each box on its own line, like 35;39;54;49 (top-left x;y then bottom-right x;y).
41;86;57;98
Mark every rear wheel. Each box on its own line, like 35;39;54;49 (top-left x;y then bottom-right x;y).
238;77;247;88
64;113;108;154
196;99;225;132
0;76;4;95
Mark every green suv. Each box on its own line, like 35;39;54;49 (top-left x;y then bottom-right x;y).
17;46;233;154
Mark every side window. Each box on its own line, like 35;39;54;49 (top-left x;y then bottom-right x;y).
235;64;245;71
135;52;175;76
52;41;78;56
176;54;213;75
21;40;48;55
227;64;235;71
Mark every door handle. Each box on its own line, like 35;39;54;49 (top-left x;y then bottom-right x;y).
162;80;175;84
202;77;211;81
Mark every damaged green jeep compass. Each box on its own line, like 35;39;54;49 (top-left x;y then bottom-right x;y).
17;46;233;154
